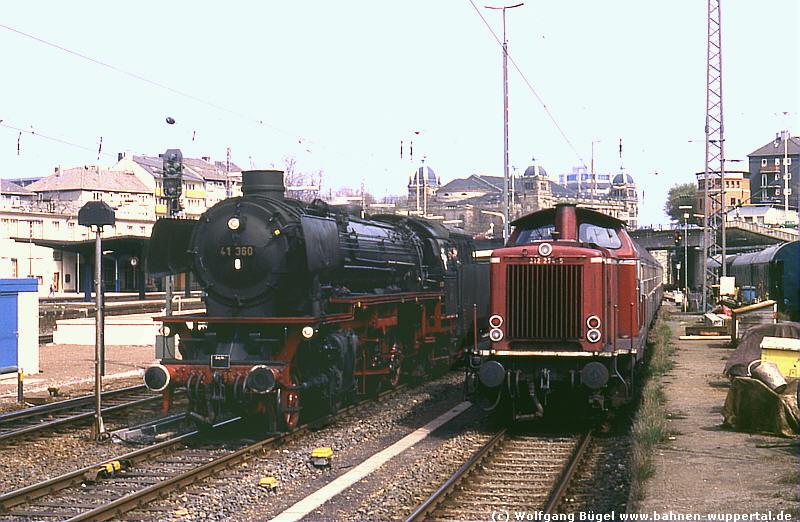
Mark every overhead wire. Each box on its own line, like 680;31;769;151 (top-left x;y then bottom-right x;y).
467;0;588;170
2;14;584;179
0;23;290;137
0;22;322;163
1;121;117;159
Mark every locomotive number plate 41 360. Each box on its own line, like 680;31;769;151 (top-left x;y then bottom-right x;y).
219;245;255;256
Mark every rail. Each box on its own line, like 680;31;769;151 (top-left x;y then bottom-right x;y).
406;428;593;521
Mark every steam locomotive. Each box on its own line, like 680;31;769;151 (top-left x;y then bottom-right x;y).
143;170;491;431
466;204;663;420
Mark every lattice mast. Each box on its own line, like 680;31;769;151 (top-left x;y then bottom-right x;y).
702;0;726;311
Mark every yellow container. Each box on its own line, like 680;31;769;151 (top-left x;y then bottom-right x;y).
760;336;800;378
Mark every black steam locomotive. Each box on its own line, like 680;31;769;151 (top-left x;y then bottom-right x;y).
144;170;491;430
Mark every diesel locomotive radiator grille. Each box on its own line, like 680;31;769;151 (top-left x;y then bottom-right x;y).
506;264;582;340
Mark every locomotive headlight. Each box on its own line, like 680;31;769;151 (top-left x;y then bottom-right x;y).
301;326;315;339
489;328;504;342
227;217;241;230
143;364;171;392
586;328;602;343
538;242;553;256
160;326;172;337
586;315;601;329
489;314;503;328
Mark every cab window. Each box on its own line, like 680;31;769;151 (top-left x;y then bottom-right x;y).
513;224;555;244
579;223;621;249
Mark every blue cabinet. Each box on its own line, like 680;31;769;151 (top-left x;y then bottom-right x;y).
0;279;39;375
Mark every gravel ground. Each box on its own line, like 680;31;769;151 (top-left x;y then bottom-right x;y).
128;371;475;521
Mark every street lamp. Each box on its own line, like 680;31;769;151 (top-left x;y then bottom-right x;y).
485;2;524;241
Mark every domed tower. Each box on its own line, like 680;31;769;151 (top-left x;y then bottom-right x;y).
520;158;552;211
407;163;440;215
611;172;639;228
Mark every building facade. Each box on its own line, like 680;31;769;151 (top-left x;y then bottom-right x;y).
747;133;798;210
409;161;640;235
694;170;751;217
0;154;243;295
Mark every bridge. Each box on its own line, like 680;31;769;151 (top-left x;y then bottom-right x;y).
631;220;797;251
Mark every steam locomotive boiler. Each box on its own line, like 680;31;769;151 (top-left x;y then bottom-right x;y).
466;204;663;420
143;170;491;430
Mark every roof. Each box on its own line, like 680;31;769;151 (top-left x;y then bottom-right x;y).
438;174;578;198
26;167;151;194
20;235;148;257
728;205;783;217
523;164;548;177
129;155;203;182
613;173;635;185
748;136;800;157
511;204;626;229
1;179;32;195
439;174;500;193
183;157;242;182
409;166;438;186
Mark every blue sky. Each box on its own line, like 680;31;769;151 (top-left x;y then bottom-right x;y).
1;1;797;226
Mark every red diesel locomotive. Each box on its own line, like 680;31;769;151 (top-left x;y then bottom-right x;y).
466;203;663;420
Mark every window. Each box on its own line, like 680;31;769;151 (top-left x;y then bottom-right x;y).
761;159;768;167
775;158;781;166
787;188;793;196
579;223;622;249
762;174;768;186
513;224;555;244
786;158;792;165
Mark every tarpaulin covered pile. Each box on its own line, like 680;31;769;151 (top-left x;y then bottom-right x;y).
722;322;799;437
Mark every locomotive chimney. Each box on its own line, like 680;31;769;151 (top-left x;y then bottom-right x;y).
242;170;285;199
554;203;578;241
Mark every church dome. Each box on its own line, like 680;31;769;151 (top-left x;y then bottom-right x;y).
523;164;548;178
612;173;635;185
409;165;439;187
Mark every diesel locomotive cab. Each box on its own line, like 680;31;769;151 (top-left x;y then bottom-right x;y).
468;204;663;419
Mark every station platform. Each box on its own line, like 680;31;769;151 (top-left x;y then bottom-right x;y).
52;313;161;346
636;304;798;518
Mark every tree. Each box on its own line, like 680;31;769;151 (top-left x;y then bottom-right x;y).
664;183;697;224
280;155;322;202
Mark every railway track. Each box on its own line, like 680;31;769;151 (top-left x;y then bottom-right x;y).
0;417;246;521
0;384;410;520
0;385;164;442
406;428;592;521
